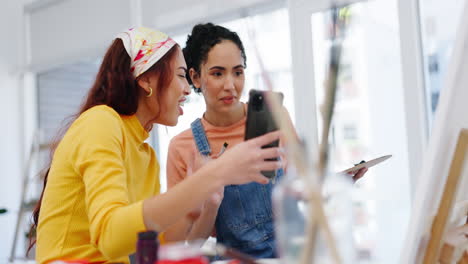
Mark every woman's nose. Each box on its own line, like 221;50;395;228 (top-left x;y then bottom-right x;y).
183;81;191;95
224;76;235;90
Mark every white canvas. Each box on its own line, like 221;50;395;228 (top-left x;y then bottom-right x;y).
401;1;468;262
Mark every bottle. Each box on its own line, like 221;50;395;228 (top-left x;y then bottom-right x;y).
273;164;355;263
136;231;159;264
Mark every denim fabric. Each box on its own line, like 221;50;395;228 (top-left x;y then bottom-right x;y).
190;118;211;157
191;118;282;258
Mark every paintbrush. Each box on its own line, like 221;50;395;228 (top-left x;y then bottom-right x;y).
244;13;342;264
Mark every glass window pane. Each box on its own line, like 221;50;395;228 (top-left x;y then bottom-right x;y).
419;0;464;123
311;2;410;263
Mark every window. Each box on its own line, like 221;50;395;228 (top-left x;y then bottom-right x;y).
418;0;464;123
37;61;100;144
157;8;294;191
309;2;410;263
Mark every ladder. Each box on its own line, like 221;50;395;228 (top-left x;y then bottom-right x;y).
9;131;50;262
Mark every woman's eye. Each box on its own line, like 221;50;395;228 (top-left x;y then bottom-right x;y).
178;74;186;78
235;71;244;76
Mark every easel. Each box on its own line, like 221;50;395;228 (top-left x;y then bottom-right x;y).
422;129;468;263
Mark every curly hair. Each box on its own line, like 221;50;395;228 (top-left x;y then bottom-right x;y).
183;23;247;93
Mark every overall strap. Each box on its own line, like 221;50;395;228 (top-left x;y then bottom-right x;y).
190;118;211;156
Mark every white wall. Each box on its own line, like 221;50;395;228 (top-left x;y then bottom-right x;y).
28;0;133;71
0;1;27;262
142;0;280;34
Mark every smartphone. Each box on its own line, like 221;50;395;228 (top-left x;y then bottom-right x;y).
244;89;283;178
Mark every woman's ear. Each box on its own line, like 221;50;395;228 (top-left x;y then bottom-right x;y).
137;75;152;95
189;68;201;90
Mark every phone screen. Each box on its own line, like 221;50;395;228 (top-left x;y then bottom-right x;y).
244;89;283;178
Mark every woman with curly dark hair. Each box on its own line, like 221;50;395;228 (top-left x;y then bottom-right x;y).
165;23;281;258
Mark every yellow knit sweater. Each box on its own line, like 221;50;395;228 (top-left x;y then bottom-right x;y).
36;105;160;264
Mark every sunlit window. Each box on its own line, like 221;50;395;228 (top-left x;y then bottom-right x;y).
311;2;409;263
419;0;464;125
157;8;294;192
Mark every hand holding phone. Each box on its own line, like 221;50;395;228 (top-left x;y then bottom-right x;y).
244;89;283;178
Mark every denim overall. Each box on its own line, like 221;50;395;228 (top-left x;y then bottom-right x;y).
191;118;282;258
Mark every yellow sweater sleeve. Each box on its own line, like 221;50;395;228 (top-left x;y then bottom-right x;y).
69;109;146;259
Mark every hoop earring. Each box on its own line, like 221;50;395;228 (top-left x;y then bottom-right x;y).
146;87;153;97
